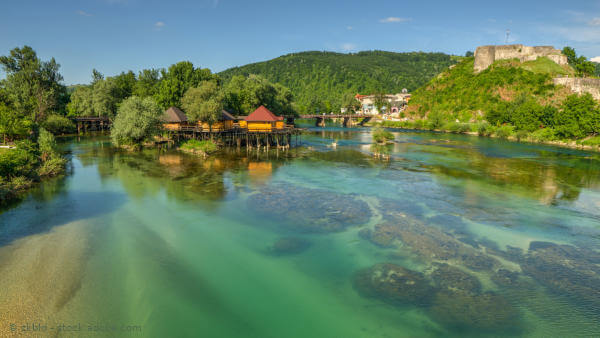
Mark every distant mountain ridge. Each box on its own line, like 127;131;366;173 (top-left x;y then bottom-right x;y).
219;50;459;112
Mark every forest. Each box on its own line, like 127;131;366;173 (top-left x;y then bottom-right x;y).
219;51;459;113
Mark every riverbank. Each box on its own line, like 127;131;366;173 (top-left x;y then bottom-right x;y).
368;120;600;153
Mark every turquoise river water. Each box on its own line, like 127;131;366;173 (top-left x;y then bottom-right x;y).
1;126;599;337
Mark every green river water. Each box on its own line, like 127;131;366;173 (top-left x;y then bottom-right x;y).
1;126;599;337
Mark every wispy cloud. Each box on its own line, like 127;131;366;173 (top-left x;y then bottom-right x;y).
154;21;165;30
212;0;220;8
591;56;600;62
379;17;411;24
590;17;600;26
346;26;353;30
77;10;92;17
341;43;357;52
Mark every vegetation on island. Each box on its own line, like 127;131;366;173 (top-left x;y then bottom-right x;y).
0;46;69;205
372;127;395;144
179;139;218;156
219;51;458;113
110;96;163;148
397;47;600;148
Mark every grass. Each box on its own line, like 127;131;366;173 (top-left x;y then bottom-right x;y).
180;139;218;154
520;57;574;76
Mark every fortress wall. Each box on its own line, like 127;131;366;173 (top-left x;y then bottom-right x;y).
553;78;600;100
474;44;568;73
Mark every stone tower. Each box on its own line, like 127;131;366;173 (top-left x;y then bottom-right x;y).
473;44;568;73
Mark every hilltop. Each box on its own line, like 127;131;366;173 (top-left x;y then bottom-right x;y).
219;51;459;112
406;56;575;121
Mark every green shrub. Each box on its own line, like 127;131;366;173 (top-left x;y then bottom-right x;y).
0;142;38;179
37;155;67;177
495;125;514;139
515;130;530;142
372;127;395;144
42;115;76;135
477;122;490;136
38;128;58;161
530;128;557;142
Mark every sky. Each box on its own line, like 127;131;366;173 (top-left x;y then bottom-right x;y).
1;0;600;84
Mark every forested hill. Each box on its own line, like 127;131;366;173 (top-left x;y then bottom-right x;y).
219;51;458;112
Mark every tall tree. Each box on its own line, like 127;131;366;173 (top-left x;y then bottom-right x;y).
181;81;224;131
111;96;163;146
134;69;161;98
340;93;360;114
66;86;94;117
223;75;295;115
0;46;66;123
155;61;219;109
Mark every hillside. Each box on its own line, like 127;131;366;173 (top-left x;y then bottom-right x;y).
406;56;575;121
219;51;458;112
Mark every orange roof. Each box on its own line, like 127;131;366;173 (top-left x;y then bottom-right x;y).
244;105;283;122
355;94;368;99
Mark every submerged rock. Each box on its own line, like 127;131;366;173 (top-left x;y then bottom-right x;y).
429;263;481;294
491;269;521;288
248;184;371;233
358;224;399;248
521;241;600;312
429;290;519;331
353;263;435;307
268;237;311;256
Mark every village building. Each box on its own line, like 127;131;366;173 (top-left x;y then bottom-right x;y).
240;105;286;131
161;107;189;130
353;90;411;115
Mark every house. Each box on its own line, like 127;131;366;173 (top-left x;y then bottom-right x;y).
197;110;236;131
354;92;411;115
240;106;285;131
162;107;188;130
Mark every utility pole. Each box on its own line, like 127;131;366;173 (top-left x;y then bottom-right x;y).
505;29;511;44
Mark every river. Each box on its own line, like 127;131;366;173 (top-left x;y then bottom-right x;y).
1;126;599;337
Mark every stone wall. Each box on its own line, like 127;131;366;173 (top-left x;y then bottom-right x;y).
553;77;600;100
474;44;568;73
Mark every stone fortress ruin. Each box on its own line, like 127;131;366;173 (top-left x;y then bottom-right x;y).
473;44;600;100
474;44;568;73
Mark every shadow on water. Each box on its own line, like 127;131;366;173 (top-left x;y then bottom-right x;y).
0;188;127;247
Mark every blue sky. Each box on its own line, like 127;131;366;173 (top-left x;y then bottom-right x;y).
1;0;600;84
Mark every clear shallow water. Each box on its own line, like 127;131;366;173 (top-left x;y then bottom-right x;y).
1;127;599;337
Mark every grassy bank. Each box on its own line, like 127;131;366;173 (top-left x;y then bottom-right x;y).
0;130;67;206
370;120;600;152
179;139;218;156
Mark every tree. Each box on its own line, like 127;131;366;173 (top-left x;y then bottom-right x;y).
465;51;474;57
562;47;596;77
92;78;120;118
340;93;360;114
0;46;66;123
554;94;600;139
182;81;224;131
223;75;295;115
373;93;388;114
134;69;161;98
562;47;577;66
0;103;31;143
66;86;94;117
111;96;163;146
91;69;104;85
155;61;218;109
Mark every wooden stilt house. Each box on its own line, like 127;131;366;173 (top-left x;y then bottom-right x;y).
162;107;188;130
241;106;285;131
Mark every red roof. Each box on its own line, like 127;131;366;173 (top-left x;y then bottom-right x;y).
244;105;283;122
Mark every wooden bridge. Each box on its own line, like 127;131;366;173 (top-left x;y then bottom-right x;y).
284;114;372;127
73;117;110;133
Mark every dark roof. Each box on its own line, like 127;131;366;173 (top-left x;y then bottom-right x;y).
221;110;236;121
244;105;283;122
162;107;188;123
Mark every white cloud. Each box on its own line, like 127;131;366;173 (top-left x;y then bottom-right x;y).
341;43;357;52
154;21;165;30
347;26;353;30
590;17;600;26
76;10;92;17
591;56;600;62
379;17;411;24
